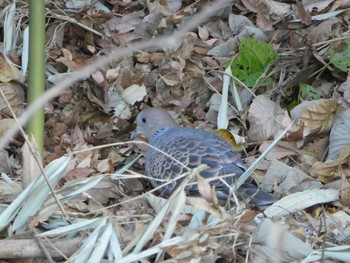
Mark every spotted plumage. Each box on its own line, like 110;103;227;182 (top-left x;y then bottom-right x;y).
131;108;276;206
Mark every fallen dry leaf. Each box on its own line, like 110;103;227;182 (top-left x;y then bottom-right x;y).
65;167;94;180
0;53;25;83
262;160;321;194
304;0;334;12
329;0;350;10
216;129;246;151
296;0;311;25
187;196;222;218
311;146;350;183
238;209;257;223
96;158;112;173
259;141;299;160
0;180;22;203
264;189;340;217
248;95;292;141
195;174;215;203
291;99;339;139
328;109;350;160
302;137;329;162
251;218;314;262
0;119;17;138
306;17;341;45
340;174;350;207
0;82;25;117
56;48;85;71
122;84;147;105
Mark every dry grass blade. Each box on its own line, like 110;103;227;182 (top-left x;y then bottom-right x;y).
132;165;208;259
56;175;105;200
109;227;123;260
155;184;187;262
88;222;113;263
38;218;123;263
68;218;108;263
37;174;106;217
217;66;230;129
118;237;184;263
303;245;350;262
0;154;73;232
21;27;29;75
36;217;104;238
3;2;16;54
0;172;22;202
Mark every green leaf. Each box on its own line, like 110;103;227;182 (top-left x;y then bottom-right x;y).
329;39;350;72
298;83;322;102
287;100;298;112
231;38;278;87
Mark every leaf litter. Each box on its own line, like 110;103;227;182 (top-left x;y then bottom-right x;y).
0;0;350;262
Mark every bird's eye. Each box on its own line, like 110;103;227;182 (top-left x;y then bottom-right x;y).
142;117;146;123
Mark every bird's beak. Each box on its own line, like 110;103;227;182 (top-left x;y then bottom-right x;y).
131;127;142;140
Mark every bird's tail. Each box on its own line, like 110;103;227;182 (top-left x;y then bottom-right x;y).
237;183;277;208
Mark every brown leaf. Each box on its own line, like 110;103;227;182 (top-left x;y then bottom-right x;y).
96;158;112;173
135;51;151;63
241;0;290;22
51;122;68;137
306;17;341;45
198;26;209;40
187;196;222;218
330;0;350;11
302;137;329;161
251;219;313;262
311;146;350;183
291;99;339;138
134;8;165;37
296;0;311;25
108;11;144;33
263;160;321;194
0;83;25;116
304;0;334;13
56;48;87;71
159;73;181;86
0;119;16;137
238;210;257;223
65;167;94;180
0;53;24;83
340;174;350;207
196;174;212;201
248;95;292;141
259;141;299;160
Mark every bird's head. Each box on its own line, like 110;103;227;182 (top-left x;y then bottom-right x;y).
131;108;178;139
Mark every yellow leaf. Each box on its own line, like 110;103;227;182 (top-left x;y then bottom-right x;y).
216;129;245;151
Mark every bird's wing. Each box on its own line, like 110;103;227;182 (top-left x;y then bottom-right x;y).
146;128;247;196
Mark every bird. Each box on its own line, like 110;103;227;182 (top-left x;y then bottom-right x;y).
131;108;276;207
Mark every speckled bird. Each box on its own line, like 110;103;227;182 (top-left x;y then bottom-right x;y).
131;108;276;207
